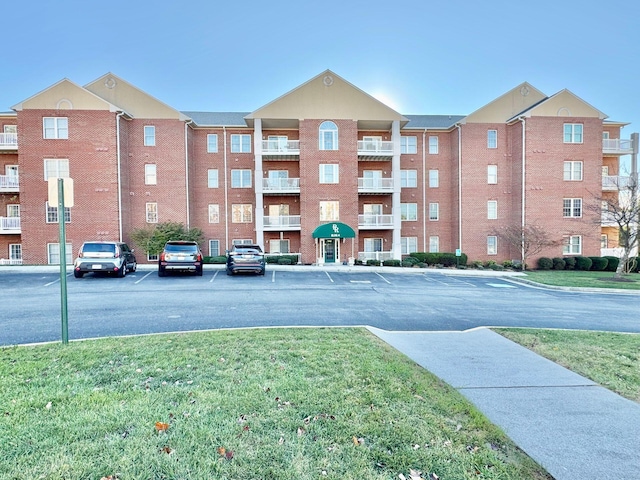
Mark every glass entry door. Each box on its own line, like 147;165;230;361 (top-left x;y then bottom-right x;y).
323;239;337;263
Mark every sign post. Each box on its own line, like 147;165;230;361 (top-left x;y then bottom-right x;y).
49;178;74;345
455;248;461;268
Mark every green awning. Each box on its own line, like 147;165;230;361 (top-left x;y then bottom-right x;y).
312;222;355;239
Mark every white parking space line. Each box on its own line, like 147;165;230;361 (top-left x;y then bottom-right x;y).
350;280;371;284
375;272;391;284
272;270;276;283
446;277;477;287
135;271;154;284
325;271;334;283
487;283;517;288
209;270;220;283
423;275;451;286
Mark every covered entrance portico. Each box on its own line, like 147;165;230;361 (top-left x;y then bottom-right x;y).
312;222;356;264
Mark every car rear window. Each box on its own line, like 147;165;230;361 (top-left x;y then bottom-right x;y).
234;247;262;254
82;243;116;254
165;243;199;253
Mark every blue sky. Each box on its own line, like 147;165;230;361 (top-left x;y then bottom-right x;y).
3;0;639;143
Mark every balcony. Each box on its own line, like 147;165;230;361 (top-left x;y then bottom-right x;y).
603;138;635;155
262;177;300;194
357;140;394;159
263;215;301;231
602;175;637;191
358;214;394;229
358;251;393;262
0;217;20;234
0;258;22;265
261;140;300;159
0;133;18;150
358;177;393;193
0;174;19;192
601;212;618;227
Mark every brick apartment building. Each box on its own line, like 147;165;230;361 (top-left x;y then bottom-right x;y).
0;70;637;266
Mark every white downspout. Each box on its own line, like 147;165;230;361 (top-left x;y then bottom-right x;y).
116;112;124;241
422;128;427;252
456;123;462;251
520;117;526;265
223;126;229;250
184;121;191;228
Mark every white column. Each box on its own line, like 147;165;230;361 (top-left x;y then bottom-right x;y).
391;120;402;259
254;119;264;249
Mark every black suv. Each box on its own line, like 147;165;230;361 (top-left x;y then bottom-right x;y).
158;241;203;276
74;241;137;278
226;244;265;276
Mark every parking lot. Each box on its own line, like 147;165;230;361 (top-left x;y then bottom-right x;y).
1;266;639;346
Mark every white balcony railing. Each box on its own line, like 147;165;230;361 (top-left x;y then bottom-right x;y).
0;258;23;265
601;248;624;258
261;140;300;155
602;175;637;190
358;214;394;228
0;217;21;233
0;133;18;149
603;138;635;155
357;140;394;156
358;251;393;262
263;215;302;230
262;177;300;193
358;177;393;192
0;175;19;191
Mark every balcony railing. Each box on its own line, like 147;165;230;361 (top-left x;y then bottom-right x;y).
262;177;300;193
358;214;394;229
263;215;301;230
0;217;20;233
261;140;300;155
358;177;393;193
0;174;19;192
0;258;23;265
0;133;18;149
358;251;393;262
601;248;624;258
357;140;394;157
602;175;637;190
603;138;635;155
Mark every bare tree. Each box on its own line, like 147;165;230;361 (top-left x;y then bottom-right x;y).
495;224;560;270
588;175;639;277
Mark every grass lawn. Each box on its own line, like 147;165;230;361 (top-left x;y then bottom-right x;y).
0;328;552;480
495;329;640;403
522;270;640;290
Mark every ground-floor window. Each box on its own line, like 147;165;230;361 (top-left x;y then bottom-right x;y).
9;244;22;261
364;238;383;252
563;235;582;255
402;236;418;254
148;253;159;262
487;236;498;255
270;239;290;254
209;239;220;257
47;243;73;265
429;236;439;253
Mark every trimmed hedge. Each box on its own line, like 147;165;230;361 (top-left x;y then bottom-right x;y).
563;257;576;270
574;256;593;271
552;257;566;270
383;259;401;267
203;255;227;264
604;256;620;272
588;256;609;271
409;252;468;267
265;255;299;265
537;257;553;270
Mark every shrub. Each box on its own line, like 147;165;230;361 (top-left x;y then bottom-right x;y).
604;256;620;272
537;257;553;270
366;259;381;266
502;260;514;269
574;256;593;271
203;255;226;264
409;252;467;267
588;256;608;271
402;256;419;266
277;258;292;265
266;255;298;265
354;259;364;265
383;259;401;267
489;263;504;271
470;260;484;269
563;257;576;270
552;257;566;270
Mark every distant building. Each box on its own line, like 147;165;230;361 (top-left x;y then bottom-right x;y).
0;70;637;266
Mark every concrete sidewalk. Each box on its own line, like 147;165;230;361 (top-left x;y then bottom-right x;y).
367;327;640;480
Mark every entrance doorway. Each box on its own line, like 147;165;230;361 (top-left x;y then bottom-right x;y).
323;239;338;263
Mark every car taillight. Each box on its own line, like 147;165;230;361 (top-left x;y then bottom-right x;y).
160;252;165;261
197;253;202;261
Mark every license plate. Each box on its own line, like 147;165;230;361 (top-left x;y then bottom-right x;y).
92;264;102;269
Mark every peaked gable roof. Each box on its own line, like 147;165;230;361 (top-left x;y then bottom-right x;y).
11;78;118;112
245;70;408;129
516;89;607;120
464;82;547;124
84;73;189;121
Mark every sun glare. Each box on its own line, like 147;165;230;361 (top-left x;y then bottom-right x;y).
371;91;402;112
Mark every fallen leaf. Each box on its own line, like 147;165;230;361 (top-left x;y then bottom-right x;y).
155;422;170;432
297;427;305;436
225;450;234;460
161;446;172;454
45;402;52;410
352;436;359;446
409;469;424;480
217;446;226;456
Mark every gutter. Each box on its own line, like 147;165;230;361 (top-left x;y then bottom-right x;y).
116;112;125;241
184;121;193;228
519;117;526;265
422;128;427;252
223;126;229;250
455;123;462;250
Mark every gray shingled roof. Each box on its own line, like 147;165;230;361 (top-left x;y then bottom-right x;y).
403;115;466;129
182;111;251;127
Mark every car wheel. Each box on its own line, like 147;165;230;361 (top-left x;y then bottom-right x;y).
74;271;84;278
130;262;137;273
118;266;126;278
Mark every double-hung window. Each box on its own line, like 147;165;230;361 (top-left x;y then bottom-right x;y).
429;170;439;188
429;203;439;221
429;236;440;253
232;204;253;223
45;202;70;223
43;117;68;139
209;239;220;257
563;198;582;218
146;203;158;223
487;236;498;255
319;164;339;184
145;164;157;185
207;134;218;153
402;237;418;254
563;161;583;181
563;235;582;255
487;130;497;148
44;159;69;180
564;124;583;143
319;121;338;150
400;170;417;188
428;136;439;154
231;169;252;188
47;243;73;265
400;136;417;154
487;165;498;184
401;203;417;221
319;201;339;221
231;134;252;153
207;169;219;188
208;204;220;223
144;126;156;146
487;200;498;220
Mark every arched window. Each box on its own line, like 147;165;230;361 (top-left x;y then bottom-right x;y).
319;121;338;150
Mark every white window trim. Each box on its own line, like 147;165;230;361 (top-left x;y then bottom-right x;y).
44;158;70;180
209;239;220;257
428;136;439;154
232;204;253;223
208;204;220;223
146;202;158;223
230;134;252;153
319;164;339;184
401;169;418;188
400;136;417;154
144;126;156;146
563;198;582;218
487;200;498;220
563;235;582;255
401;203;418;221
207;134;218;153
43;117;68;139
563;161;583;181
319;201;340;221
487;236;498;255
47;243;73;265
208;169;219;188
231;169;252;188
429;203;439;221
564;123;583;144
45;201;70;223
145;164;157;185
402;236;418;254
487;165;498;184
487;130;498;149
428;170;439;188
319;121;338;151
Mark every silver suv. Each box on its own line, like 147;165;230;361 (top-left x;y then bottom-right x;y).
74;241;137;278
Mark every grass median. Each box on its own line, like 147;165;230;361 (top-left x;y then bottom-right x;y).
0;328;552;480
522;270;640;290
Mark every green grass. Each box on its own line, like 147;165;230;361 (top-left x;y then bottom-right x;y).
495;329;640;403
522;270;640;289
0;328;552;480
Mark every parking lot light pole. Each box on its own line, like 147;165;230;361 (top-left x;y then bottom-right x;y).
58;178;69;345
